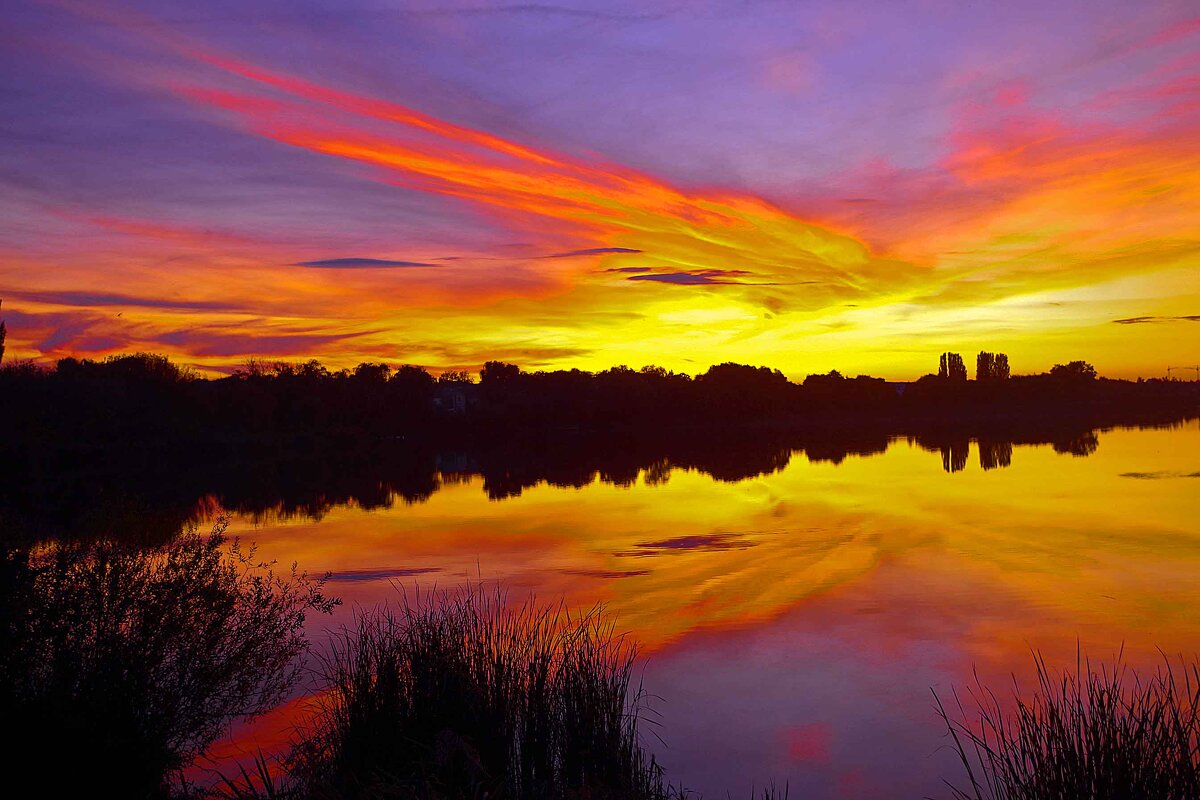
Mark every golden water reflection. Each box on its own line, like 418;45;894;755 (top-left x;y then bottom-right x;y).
225;422;1200;797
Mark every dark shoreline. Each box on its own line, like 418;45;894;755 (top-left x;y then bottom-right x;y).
3;409;1195;546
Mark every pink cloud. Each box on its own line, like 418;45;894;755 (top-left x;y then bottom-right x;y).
1120;16;1200;57
992;79;1031;108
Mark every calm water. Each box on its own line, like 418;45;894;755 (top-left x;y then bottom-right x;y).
214;421;1200;798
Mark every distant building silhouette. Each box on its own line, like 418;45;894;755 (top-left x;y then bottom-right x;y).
434;382;476;414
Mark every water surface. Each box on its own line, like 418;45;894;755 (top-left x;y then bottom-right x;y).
218;421;1200;798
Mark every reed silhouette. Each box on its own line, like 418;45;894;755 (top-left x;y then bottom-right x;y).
215;585;790;800
291;586;671;799
935;652;1200;800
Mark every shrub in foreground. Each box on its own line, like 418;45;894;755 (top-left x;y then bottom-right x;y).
936;651;1200;800
0;518;336;798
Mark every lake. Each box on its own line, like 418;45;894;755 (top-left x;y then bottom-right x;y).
204;419;1200;798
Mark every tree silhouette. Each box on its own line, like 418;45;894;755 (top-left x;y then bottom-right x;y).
939;352;967;381
995;353;1010;379
976;352;1011;381
389;364;436;418
979;352;1008;381
352;362;391;383
1050;360;1097;381
480;360;521;384
976;352;993;381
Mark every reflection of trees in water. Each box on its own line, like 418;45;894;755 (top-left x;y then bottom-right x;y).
643;458;672;486
1;432;882;542
1053;431;1100;457
1;419;1185;544
909;434;969;473
801;437;890;465
978;440;1013;471
913;423;1110;474
941;440;970;473
474;440;797;500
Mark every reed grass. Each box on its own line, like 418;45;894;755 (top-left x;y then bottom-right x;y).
289;584;674;799
935;650;1200;800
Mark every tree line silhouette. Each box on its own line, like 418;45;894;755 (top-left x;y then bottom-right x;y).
1;350;1196;455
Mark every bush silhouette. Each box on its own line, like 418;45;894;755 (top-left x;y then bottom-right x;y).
0;519;337;798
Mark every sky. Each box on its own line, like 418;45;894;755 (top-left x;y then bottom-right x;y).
1;0;1198;379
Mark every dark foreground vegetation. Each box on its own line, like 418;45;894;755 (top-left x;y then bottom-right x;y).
239;587;681;800
0;519;337;798
937;653;1200;800
1;523;1197;798
0;527;782;799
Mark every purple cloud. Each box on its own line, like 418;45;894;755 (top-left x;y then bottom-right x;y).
1112;315;1200;324
547;247;643;258
154;328;376;357
627;269;755;285
561;568;652;579
325;567;442;582
10;290;246;313
616;532;758;557
294;258;437;268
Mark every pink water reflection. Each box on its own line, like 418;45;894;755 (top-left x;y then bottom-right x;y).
213;422;1200;797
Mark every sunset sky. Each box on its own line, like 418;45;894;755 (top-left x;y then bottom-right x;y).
2;0;1198;379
